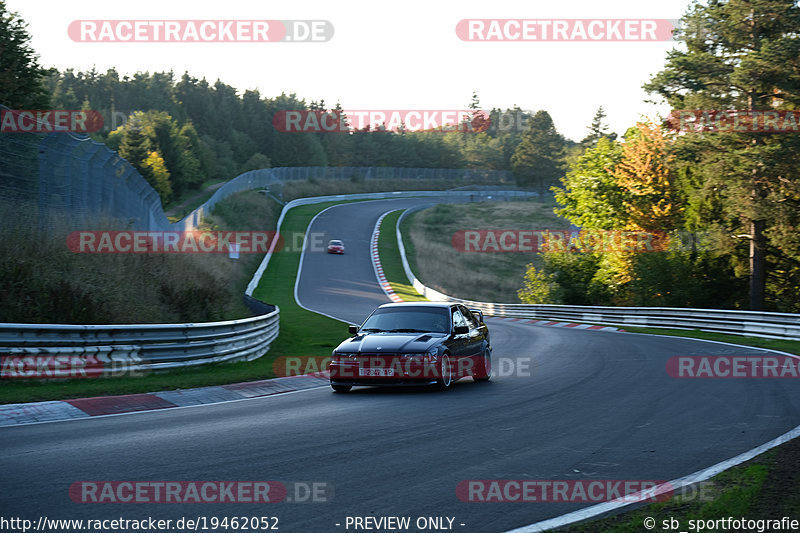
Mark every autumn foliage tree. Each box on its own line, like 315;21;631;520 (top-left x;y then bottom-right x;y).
613;122;677;231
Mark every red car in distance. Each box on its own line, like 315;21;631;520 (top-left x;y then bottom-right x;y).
327;239;345;254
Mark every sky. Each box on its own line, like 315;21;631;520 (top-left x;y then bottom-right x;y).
9;0;696;142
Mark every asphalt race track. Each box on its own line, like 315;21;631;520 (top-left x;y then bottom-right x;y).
2;198;799;533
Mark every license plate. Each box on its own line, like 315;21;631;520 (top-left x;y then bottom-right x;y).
359;368;394;377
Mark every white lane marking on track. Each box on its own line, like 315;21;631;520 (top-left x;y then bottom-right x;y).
502;422;800;533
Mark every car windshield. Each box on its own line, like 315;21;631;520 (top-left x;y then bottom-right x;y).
329;240;342;245
360;307;450;334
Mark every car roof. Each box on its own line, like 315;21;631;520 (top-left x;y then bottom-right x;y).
376;302;454;310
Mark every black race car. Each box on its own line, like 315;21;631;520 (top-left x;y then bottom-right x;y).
329;302;491;392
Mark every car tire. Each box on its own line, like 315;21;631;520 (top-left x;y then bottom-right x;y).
436;354;453;391
474;348;492;382
331;384;352;393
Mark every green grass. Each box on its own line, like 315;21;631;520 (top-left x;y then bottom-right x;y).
554;439;800;532
404;200;570;302
399;210;420;281
249;202;361;360
620;326;800;356
555;461;767;532
164;178;228;217
377;210;428;302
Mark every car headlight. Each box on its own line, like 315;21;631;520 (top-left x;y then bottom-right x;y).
421;350;439;363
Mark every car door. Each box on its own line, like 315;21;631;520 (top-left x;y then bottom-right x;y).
459;305;486;372
450;307;472;378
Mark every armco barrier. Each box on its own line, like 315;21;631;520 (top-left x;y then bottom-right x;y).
394;209;800;341
0;304;279;376
176;167;518;230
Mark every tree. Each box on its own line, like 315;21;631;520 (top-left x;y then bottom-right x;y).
510;110;566;195
517;265;558;303
115;112;174;203
240;152;271;173
141;151;172;202
469;91;481;110
613;121;677;231
117;113;152;169
553;136;626;229
644;0;800;310
139;110;202;195
581;106;617;148
0;1;49;108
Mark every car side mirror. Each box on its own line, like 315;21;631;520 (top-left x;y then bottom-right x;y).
453;325;469;335
348;325;359;335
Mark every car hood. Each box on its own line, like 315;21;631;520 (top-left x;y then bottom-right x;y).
334;332;446;354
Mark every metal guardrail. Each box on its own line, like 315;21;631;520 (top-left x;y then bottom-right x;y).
0;302;278;377
394;209;800;341
178;168;525;230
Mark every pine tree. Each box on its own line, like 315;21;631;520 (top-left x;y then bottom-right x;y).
510;111;566;196
645;0;800;310
581;106;617;148
0;1;49;108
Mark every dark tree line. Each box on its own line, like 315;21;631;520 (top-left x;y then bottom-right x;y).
36;68;586;203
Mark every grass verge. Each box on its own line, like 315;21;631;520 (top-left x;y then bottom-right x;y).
164;178;228;220
248;201;360;371
555;434;800;532
404;200;569;302
619;326;800;357
377;210;427;302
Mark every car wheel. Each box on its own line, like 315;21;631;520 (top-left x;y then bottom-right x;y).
331;384;352;393
474;348;492;382
436;354;453;391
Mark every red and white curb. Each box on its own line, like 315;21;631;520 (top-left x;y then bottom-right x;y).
493;317;624;332
371;211;404;303
0;372;330;427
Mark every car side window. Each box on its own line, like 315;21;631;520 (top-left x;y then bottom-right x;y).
452;309;467;330
459;305;477;328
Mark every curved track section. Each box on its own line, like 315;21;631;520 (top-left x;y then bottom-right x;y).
295;198;443;324
1;199;798;533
